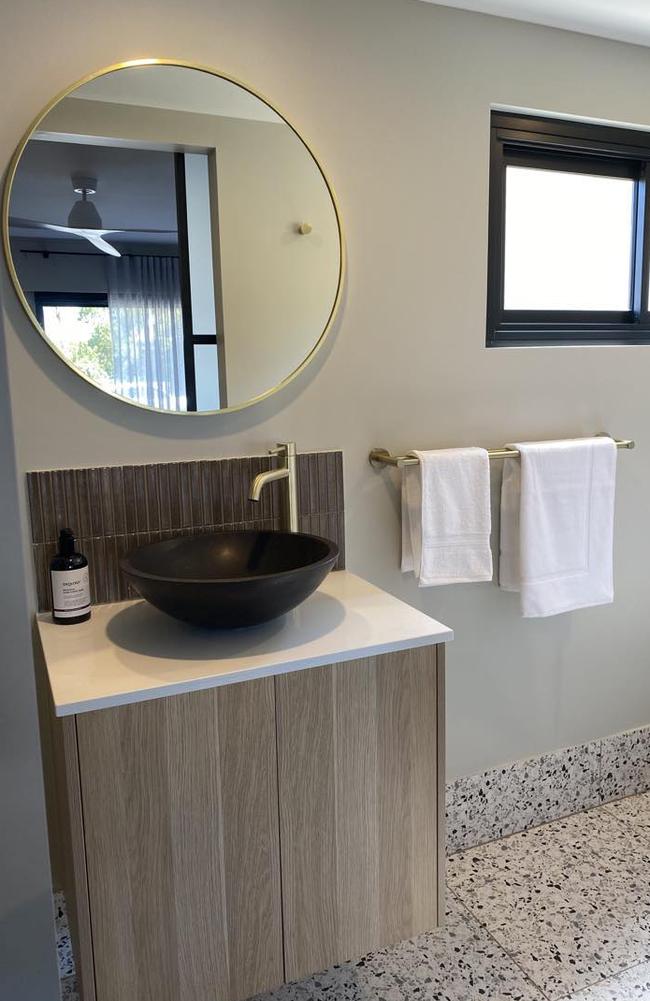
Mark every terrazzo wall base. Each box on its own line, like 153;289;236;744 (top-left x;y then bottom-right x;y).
447;722;650;853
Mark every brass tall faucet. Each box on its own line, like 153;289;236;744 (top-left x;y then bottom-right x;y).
249;442;299;532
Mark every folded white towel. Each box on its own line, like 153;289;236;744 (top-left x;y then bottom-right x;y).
499;437;617;617
401;448;493;586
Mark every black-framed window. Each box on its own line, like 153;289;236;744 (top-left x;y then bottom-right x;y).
487;112;650;346
33;291;109;325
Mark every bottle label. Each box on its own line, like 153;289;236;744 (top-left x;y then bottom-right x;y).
51;567;91;618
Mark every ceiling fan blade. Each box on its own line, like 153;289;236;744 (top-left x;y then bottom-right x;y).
9;218;178;255
11;218;176;237
101;228;178;234
10;218;120;256
73;230;122;257
9;216;52;229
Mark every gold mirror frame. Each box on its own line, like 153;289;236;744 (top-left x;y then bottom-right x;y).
2;58;345;416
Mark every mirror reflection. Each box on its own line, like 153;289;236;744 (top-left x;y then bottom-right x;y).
6;63;342;413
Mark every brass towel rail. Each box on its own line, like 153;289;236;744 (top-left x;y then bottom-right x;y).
369;437;635;468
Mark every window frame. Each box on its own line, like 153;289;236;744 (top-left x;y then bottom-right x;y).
486;112;650;346
33;291;109;326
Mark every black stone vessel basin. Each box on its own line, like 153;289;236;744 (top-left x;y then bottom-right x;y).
120;530;339;628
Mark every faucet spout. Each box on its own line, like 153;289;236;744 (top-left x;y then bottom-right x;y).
249;466;289;502
249;442;299;532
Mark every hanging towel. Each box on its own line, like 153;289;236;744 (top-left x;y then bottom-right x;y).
499;437;617;617
401;448;493;586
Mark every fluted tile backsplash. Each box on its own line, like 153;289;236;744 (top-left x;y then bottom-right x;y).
27;451;344;612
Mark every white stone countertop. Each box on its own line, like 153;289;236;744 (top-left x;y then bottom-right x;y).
37;571;453;717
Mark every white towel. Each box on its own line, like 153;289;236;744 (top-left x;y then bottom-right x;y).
401;448;493;586
499;437;617;617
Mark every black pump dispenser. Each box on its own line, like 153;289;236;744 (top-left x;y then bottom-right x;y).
50;528;91;624
58;527;76;557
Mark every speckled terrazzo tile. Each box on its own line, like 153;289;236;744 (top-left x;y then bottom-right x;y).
566;960;650;999
447;804;639;894
535;741;601;821
456;858;650;999
53;890;74;978
447;758;541;853
252;895;544;1001
603;791;650;836
600;727;650;802
59;973;79;998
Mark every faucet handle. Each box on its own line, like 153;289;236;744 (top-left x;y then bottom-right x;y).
268;442;296;457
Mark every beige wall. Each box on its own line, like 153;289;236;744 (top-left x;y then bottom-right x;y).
3;0;650;794
42;97;341;404
210;115;340;403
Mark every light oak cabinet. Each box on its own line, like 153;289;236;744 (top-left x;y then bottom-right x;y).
276;646;445;982
51;646;445;1001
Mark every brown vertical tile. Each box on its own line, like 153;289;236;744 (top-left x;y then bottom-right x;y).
116;534;140;601
188;462;203;528
71;468;91;539
308;453;320;515
165;463;183;531
33;544;51;612
101;536;120;604
317;452;329;513
178;462;194;529
207;460;224;527
36;473;53;543
85;537;104;605
144;465;162;533
86;467;106;538
132;465;150;534
297;454;310;521
109;465;128;536
121;466;137;535
221;459;235;524
98;467;117;538
324;452;339;512
49;470;68;534
238;456;259;525
336;512;346;568
199;461;214;529
337;453;345;514
156;463;173;532
26;473;45;545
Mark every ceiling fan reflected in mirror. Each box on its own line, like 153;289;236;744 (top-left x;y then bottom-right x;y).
10;173;176;257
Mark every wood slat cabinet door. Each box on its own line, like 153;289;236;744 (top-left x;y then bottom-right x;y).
275;646;444;982
75;679;283;1001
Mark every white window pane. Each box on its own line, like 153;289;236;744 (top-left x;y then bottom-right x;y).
504;166;635;311
194;343;220;410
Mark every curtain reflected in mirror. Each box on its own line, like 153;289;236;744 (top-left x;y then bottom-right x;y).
108;255;185;411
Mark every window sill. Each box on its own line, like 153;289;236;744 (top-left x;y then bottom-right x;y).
488;327;650;347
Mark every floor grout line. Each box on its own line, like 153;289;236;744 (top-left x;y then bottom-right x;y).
551;955;650;1001
449;885;554;1000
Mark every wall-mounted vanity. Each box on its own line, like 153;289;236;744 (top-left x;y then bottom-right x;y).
39;571;452;1001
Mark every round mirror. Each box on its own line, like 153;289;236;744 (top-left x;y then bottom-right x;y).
3;60;343;414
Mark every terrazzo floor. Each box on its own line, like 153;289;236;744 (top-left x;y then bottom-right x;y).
59;791;650;1001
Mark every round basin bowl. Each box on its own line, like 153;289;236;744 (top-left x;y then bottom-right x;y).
120;530;339;628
